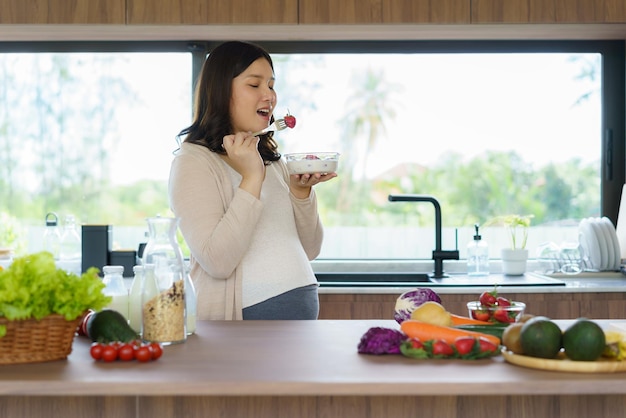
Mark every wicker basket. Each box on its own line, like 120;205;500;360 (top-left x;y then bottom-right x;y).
0;313;85;365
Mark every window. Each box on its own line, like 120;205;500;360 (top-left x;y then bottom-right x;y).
0;40;623;268
0;47;191;253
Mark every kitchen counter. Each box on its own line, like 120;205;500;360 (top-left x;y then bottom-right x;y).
317;272;626;294
1;320;626;418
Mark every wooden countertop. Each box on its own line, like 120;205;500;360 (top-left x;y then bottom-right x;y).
1;320;626;398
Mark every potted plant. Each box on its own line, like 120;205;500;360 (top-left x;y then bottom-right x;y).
487;214;534;275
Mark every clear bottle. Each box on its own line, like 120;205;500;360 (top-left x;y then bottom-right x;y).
141;216;187;344
128;265;144;334
42;212;61;260
467;223;489;276
59;214;82;276
102;265;129;320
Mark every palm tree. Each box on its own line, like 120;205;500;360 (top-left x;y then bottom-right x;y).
335;67;400;213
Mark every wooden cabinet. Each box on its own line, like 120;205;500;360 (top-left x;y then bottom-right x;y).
0;0;623;25
319;291;626;320
299;0;469;24
127;0;298;24
471;0;626;23
382;0;470;24
299;0;383;24
0;0;124;24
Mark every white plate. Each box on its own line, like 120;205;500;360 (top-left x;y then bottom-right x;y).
591;218;609;270
597;218;614;270
579;218;602;270
602;216;622;270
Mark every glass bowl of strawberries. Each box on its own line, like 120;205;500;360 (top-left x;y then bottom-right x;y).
284;152;339;175
467;293;526;324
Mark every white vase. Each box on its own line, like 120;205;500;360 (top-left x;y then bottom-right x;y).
501;248;528;276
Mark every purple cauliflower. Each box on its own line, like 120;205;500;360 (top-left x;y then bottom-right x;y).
394;288;442;324
357;327;407;355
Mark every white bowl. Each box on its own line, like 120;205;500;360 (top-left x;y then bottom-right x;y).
284;152;339;175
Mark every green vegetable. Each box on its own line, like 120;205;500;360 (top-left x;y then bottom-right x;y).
455;324;508;340
0;252;111;337
87;309;139;343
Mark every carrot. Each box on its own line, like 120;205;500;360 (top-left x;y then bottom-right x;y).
400;319;501;346
449;313;493;326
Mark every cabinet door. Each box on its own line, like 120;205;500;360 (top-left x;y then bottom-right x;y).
0;0;124;24
205;0;298;24
383;0;470;23
604;0;626;22
299;0;383;24
472;0;626;23
471;0;529;23
554;0;603;22
128;0;297;24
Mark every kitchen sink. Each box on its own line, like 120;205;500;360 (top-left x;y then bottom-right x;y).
315;272;566;287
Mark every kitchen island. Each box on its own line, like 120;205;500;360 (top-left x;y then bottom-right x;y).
1;320;626;418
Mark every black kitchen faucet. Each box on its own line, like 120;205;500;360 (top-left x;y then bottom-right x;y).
388;194;460;278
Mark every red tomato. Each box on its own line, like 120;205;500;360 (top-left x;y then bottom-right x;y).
454;337;476;356
101;344;118;362
496;297;511;307
90;342;104;360
477;337;499;354
471;309;490;322
493;308;513;323
479;291;497;307
118;343;135;362
432;340;454;357
149;342;163;360
135;345;152;362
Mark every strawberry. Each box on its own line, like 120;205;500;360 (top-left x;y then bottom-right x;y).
477;337;499;354
432;340;454;357
496;296;511;307
409;338;424;350
493;308;513;323
454;337;476;356
479;290;497;307
471;308;490;322
284;114;296;129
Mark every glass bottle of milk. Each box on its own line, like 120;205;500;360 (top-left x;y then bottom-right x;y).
102;265;129;320
128;265;144;333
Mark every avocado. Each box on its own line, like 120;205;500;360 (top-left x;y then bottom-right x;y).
87;309;139;343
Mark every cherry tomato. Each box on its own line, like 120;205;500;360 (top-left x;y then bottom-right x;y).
432;340;454;357
454;337;476;356
101;344;118;362
135;345;152;362
90;342;104;360
118;343;135;362
149;342;163;360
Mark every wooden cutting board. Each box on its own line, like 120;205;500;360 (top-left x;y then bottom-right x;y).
502;349;626;373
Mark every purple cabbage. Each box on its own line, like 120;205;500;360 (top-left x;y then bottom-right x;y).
394;288;442;324
357;327;407;355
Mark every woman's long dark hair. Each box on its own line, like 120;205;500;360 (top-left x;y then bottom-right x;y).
178;41;281;163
